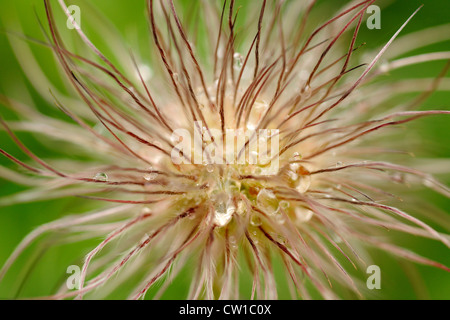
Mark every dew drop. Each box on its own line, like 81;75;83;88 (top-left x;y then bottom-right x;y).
144;167;157;181
391;172;405;184
229;236;238;249
229;181;241;194
250;214;262;227
254;100;268;110
297;178;311;193
233;52;243;70
170;134;181;144
250;151;259;165
188;210;197;220
247;100;268;131
94;172;108;182
213;193;236;227
379;63;389;73
136;64;153;82
144;174;155;181
331;233;343;244
236;200;246;215
295;207;313;223
287;164;311;193
301;88;312;100
281;200;290;209
277;234;287;245
275;211;286;225
252;231;259;244
253;166;262;175
257;189;279;215
291;152;302;162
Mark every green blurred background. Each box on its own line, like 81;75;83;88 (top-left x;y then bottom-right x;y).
0;0;449;299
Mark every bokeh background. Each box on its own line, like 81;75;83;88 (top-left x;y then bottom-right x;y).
0;0;449;299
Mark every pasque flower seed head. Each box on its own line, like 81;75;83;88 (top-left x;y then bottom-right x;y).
0;0;449;299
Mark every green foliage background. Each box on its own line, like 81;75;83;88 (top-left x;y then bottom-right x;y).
0;0;449;299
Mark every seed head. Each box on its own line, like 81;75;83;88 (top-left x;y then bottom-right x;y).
0;0;449;299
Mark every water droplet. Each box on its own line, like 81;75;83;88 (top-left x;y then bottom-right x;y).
301;86;312;100
249;151;259;165
229;235;238;249
287;164;311;193
379;63;389;73
250;214;262;227
277;234;287;245
279;200;290;209
136;64;153;82
141;207;152;215
233;52;243;70
275;211;286;224
170;134;181;144
94;172;108;182
248;185;260;198
206;164;215;173
331;233;343;244
247;100;268;131
296;177;311;193
252;231;259;244
391;172;405;184
144;167;157;181
257;189;279;215
236;200;246;215
291;152;302;162
253;166;262;175
188;210;197;220
295;207;313;223
213;193;236;227
226;177;241;195
254;100;268;110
